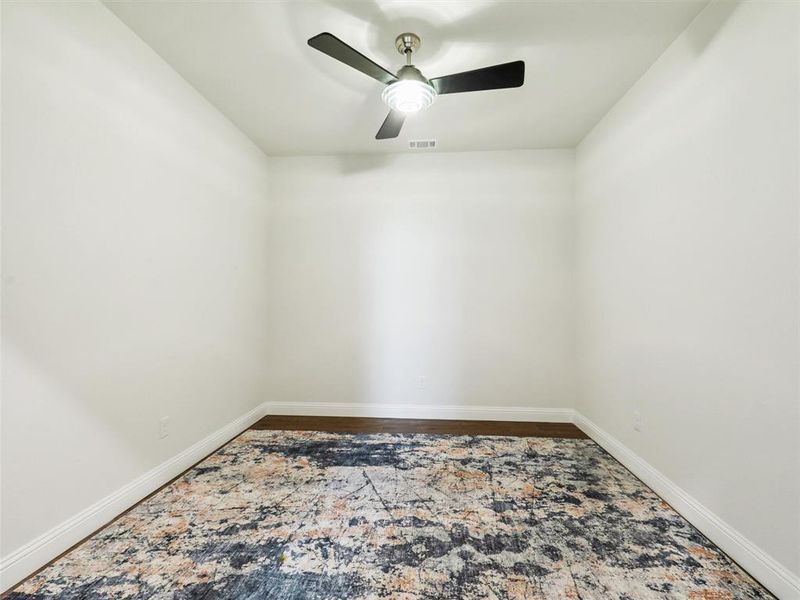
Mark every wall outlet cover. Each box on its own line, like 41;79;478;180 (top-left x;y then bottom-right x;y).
158;416;170;439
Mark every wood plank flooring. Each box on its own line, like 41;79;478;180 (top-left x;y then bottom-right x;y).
252;415;588;439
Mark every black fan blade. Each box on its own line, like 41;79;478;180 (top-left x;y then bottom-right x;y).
430;60;524;95
376;110;405;139
308;32;397;85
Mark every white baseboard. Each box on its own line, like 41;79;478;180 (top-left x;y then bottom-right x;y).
573;412;800;600
269;401;575;423
0;401;271;593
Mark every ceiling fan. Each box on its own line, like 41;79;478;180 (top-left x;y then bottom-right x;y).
308;32;525;140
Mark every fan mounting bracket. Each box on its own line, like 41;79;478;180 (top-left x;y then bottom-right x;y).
394;33;421;56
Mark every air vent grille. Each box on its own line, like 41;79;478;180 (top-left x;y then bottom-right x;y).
409;139;437;149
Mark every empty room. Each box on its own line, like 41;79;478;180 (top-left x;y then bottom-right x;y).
1;0;798;598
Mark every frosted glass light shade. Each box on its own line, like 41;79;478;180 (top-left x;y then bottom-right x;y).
381;80;436;113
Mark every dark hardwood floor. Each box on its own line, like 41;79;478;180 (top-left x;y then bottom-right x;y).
252;415;588;439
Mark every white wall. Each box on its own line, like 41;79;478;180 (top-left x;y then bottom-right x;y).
1;0;271;575
576;0;799;592
266;151;575;417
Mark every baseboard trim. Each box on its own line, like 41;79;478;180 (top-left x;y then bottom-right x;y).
269;401;575;423
573;412;800;600
0;401;271;593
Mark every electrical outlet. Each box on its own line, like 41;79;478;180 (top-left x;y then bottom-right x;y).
632;410;642;433
418;375;427;391
159;416;170;439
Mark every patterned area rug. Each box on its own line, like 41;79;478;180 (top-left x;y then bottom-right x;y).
9;430;772;599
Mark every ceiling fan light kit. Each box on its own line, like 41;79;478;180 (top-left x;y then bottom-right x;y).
308;31;524;140
381;78;436;114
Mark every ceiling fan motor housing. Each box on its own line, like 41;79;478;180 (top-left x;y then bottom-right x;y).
396;65;430;85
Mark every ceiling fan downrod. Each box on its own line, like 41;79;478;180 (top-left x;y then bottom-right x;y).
395;32;421;66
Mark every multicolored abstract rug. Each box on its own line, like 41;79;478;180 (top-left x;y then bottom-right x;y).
8;430;772;599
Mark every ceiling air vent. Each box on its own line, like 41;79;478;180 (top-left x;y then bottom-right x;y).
409;139;437;150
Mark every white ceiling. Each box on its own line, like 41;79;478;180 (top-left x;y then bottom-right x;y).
105;0;707;156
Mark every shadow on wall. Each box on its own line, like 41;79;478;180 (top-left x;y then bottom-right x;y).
262;158;416;409
335;152;398;175
358;180;467;408
684;0;740;54
264;152;576;413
